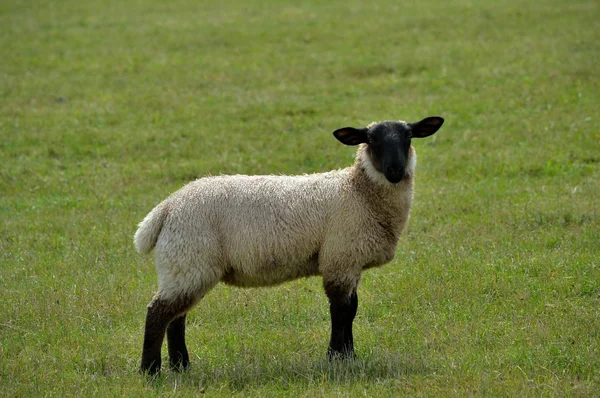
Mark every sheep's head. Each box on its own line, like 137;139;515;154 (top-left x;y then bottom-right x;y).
333;116;444;184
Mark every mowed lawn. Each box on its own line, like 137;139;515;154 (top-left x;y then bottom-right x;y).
1;0;599;396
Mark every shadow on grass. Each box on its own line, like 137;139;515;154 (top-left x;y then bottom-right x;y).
146;350;433;390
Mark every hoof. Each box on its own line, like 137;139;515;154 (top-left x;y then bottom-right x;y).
327;348;356;361
139;360;161;377
169;357;190;373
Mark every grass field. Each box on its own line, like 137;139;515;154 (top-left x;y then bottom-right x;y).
1;0;599;396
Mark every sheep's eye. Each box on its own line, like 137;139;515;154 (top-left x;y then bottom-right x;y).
369;136;378;144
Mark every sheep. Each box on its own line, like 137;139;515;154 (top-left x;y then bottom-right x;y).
134;116;444;375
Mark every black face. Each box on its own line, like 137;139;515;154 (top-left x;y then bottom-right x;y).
366;121;412;183
333;116;444;184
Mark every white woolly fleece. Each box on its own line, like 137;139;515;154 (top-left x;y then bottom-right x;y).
134;142;417;302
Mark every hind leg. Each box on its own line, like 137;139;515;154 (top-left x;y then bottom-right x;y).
140;295;194;375
141;236;225;375
140;263;224;375
167;314;189;371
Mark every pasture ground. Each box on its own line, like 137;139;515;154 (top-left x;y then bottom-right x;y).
1;0;599;396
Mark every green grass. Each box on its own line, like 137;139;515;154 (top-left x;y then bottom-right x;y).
1;0;599;395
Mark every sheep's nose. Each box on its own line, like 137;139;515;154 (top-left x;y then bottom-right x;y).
384;168;404;183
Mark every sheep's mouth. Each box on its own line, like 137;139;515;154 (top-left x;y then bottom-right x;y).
383;169;408;184
384;174;404;184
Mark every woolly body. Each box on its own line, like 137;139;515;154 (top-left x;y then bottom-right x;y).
134;144;416;302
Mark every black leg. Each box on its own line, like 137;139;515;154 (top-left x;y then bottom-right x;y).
167;314;189;372
325;283;358;360
345;289;358;353
140;296;192;375
140;300;170;375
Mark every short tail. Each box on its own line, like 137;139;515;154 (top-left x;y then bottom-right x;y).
134;202;169;255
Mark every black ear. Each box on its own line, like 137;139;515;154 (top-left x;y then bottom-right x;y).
333;127;368;146
409;116;444;138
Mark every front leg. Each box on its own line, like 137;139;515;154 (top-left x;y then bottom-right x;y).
325;281;358;359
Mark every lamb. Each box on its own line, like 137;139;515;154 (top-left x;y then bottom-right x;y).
134;116;444;375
